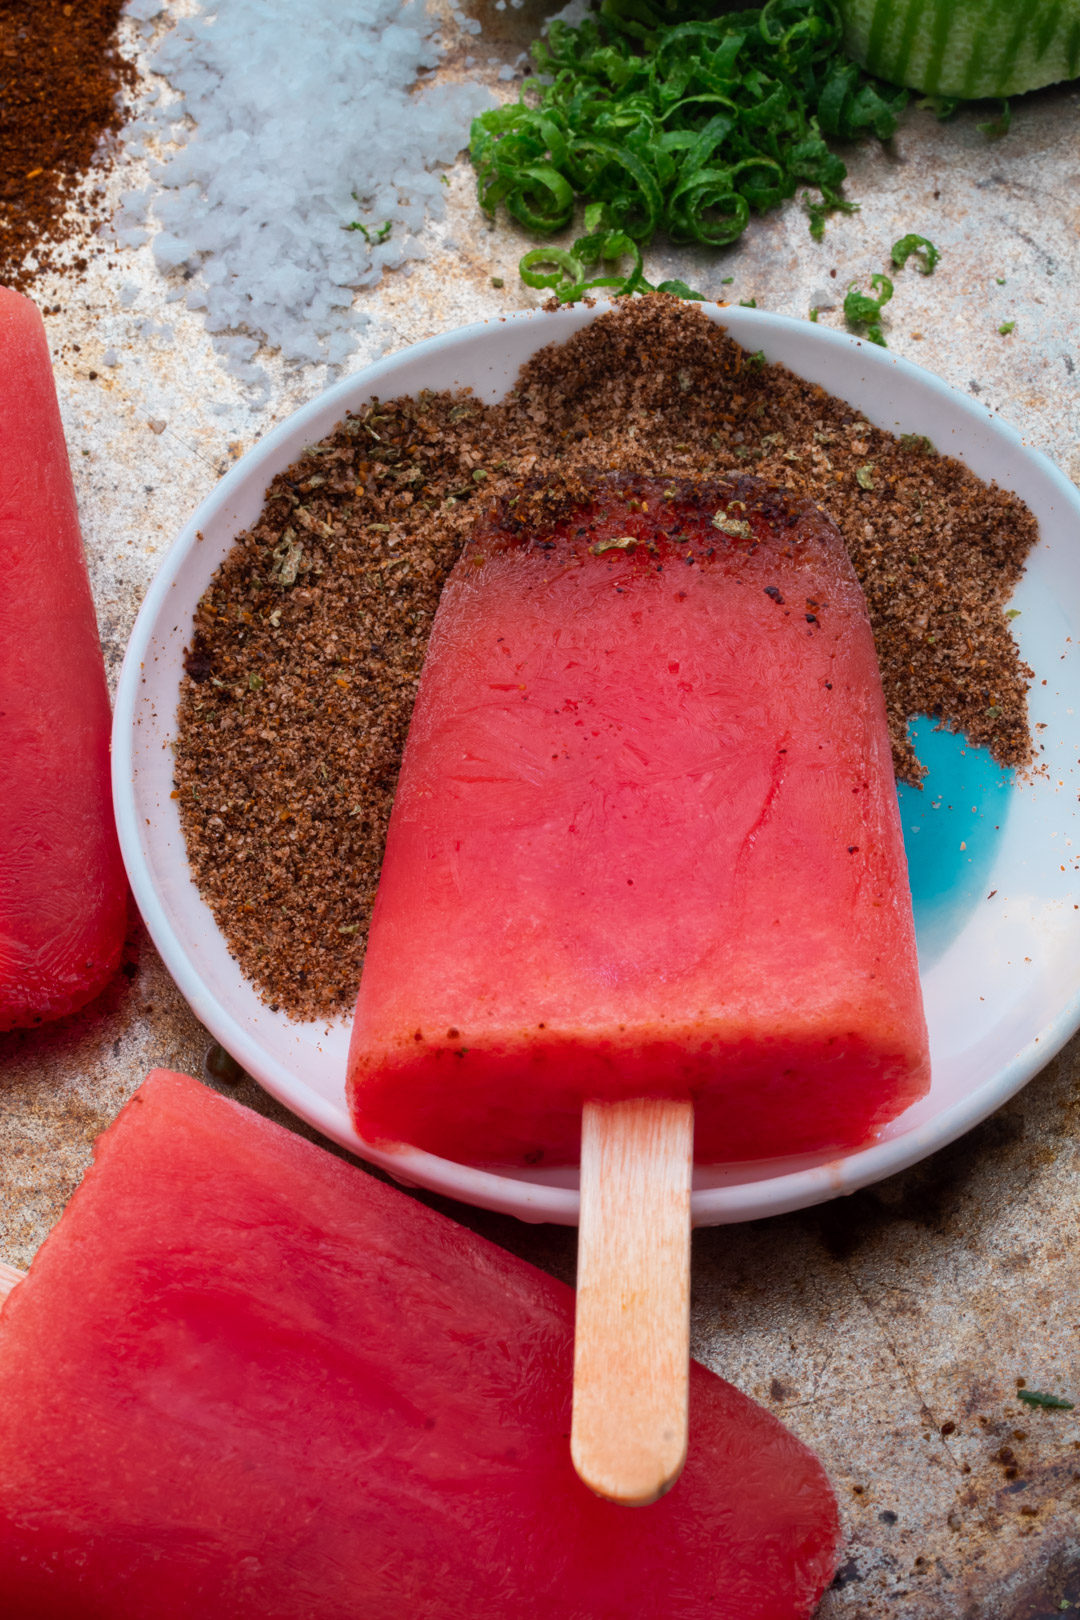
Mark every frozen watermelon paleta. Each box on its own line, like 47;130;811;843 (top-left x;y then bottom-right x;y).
0;1069;841;1618
0;286;126;1030
348;471;929;1168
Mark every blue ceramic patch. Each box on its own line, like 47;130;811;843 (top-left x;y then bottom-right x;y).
899;718;1013;967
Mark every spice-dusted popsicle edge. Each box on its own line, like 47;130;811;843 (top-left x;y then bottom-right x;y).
0;1070;842;1616
0;286;126;1031
347;472;930;1170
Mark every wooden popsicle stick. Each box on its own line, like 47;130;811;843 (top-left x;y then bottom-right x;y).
571;1097;694;1507
0;1261;25;1299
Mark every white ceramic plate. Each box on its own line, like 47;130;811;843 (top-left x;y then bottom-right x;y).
113;302;1080;1226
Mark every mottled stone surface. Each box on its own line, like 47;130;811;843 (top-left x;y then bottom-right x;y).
1;3;1078;1612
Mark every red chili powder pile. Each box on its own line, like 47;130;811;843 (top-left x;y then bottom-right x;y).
0;0;135;290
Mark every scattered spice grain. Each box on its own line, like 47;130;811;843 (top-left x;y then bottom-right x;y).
174;296;1038;1021
0;0;135;291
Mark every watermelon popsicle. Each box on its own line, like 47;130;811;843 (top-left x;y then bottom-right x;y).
0;1069;843;1616
348;470;930;1502
0;287;126;1029
348;471;929;1162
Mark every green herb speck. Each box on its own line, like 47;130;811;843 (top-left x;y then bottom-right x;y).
712;512;752;538
1017;1388;1074;1409
977;99;1012;140
591;535;640;555
344;219;392;244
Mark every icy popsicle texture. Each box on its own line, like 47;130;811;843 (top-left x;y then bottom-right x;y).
0;287;125;1029
349;472;929;1167
0;1070;841;1617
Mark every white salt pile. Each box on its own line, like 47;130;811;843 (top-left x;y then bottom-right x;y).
119;0;493;386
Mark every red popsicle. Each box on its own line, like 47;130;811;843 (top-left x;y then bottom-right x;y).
0;1069;842;1617
0;287;126;1030
348;472;929;1169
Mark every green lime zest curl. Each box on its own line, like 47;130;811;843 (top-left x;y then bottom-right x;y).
891;233;940;275
520;231;705;304
844;272;893;346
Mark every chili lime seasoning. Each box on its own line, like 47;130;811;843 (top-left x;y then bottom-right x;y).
174;296;1037;1021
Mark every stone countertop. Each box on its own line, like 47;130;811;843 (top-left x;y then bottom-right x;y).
0;3;1078;1613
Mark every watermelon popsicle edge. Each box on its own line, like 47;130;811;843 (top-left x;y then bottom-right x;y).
348;471;930;1501
0;286;126;1030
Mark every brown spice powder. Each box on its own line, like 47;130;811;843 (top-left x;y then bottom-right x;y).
0;0;135;290
174;296;1038;1022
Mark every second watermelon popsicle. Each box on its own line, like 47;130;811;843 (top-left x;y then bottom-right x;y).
0;288;126;1030
348;471;930;1170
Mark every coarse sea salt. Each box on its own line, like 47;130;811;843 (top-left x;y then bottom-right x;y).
120;0;493;389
